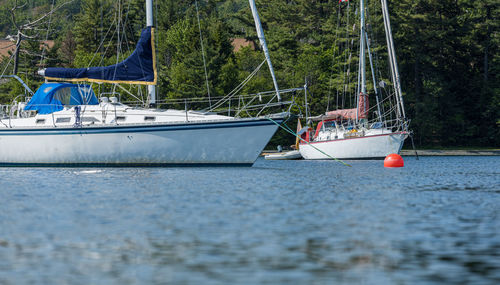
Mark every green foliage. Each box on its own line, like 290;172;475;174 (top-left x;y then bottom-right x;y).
0;79;31;103
73;0;144;63
392;0;500;147
0;0;498;147
73;0;113;53
156;3;235;109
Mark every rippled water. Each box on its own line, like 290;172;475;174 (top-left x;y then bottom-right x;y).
0;156;499;284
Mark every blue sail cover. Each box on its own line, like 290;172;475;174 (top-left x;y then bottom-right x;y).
44;27;156;85
24;83;98;114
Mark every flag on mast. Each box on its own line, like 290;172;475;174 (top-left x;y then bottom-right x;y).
295;118;302;150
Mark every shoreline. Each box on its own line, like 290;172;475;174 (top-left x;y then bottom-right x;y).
400;149;500;156
262;149;500;156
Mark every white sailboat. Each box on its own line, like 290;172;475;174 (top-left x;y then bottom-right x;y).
0;0;293;166
299;0;409;160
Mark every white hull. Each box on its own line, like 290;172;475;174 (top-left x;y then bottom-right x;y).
0;118;282;166
299;132;407;160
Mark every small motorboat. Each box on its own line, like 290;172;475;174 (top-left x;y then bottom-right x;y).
265;150;302;160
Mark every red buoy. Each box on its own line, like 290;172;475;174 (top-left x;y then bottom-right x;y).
384;153;404;168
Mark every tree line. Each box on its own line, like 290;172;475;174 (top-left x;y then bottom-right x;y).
0;0;498;147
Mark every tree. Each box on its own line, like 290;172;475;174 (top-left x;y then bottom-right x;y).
156;2;234;109
0;0;497;147
8;0;75;74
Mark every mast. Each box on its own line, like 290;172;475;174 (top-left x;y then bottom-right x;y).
304;80;309;123
248;0;281;102
381;0;405;119
146;0;156;105
359;0;366;95
356;0;367;122
195;1;212;108
365;32;383;123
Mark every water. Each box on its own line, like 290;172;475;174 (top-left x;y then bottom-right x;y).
0;156;499;284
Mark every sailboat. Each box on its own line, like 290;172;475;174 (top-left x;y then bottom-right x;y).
299;0;409;160
0;0;292;166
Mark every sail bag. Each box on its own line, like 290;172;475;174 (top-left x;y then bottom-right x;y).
43;27;156;85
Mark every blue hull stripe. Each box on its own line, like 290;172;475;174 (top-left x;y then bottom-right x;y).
0;118;283;136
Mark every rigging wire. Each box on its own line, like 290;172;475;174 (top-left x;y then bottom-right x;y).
118;0;132;55
153;0;159;103
365;1;385;123
195;0;212;109
88;18;116;68
39;0;56;68
111;0;123;96
327;2;343;112
373;0;390;122
208;59;266;112
340;1;352;110
351;6;361;109
0;52;16;78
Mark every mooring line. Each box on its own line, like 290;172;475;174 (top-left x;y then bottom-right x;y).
267;118;352;167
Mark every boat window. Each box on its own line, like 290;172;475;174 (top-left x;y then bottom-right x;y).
116;116;126;122
82;117;100;123
36;119;45;124
144;116;155;121
52;87;75;105
51;86;96;106
56;117;71;123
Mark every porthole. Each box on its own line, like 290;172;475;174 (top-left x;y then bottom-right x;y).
56;117;71;123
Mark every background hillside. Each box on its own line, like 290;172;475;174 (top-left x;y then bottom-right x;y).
0;0;498;148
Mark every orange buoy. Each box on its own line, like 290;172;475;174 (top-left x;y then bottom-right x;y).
384;153;404;168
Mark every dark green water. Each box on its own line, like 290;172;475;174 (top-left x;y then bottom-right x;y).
0;156;499;284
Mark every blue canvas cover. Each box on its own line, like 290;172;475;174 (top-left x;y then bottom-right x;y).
24;83;98;114
43;27;156;85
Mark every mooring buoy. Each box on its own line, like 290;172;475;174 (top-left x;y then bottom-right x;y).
384;153;404;168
